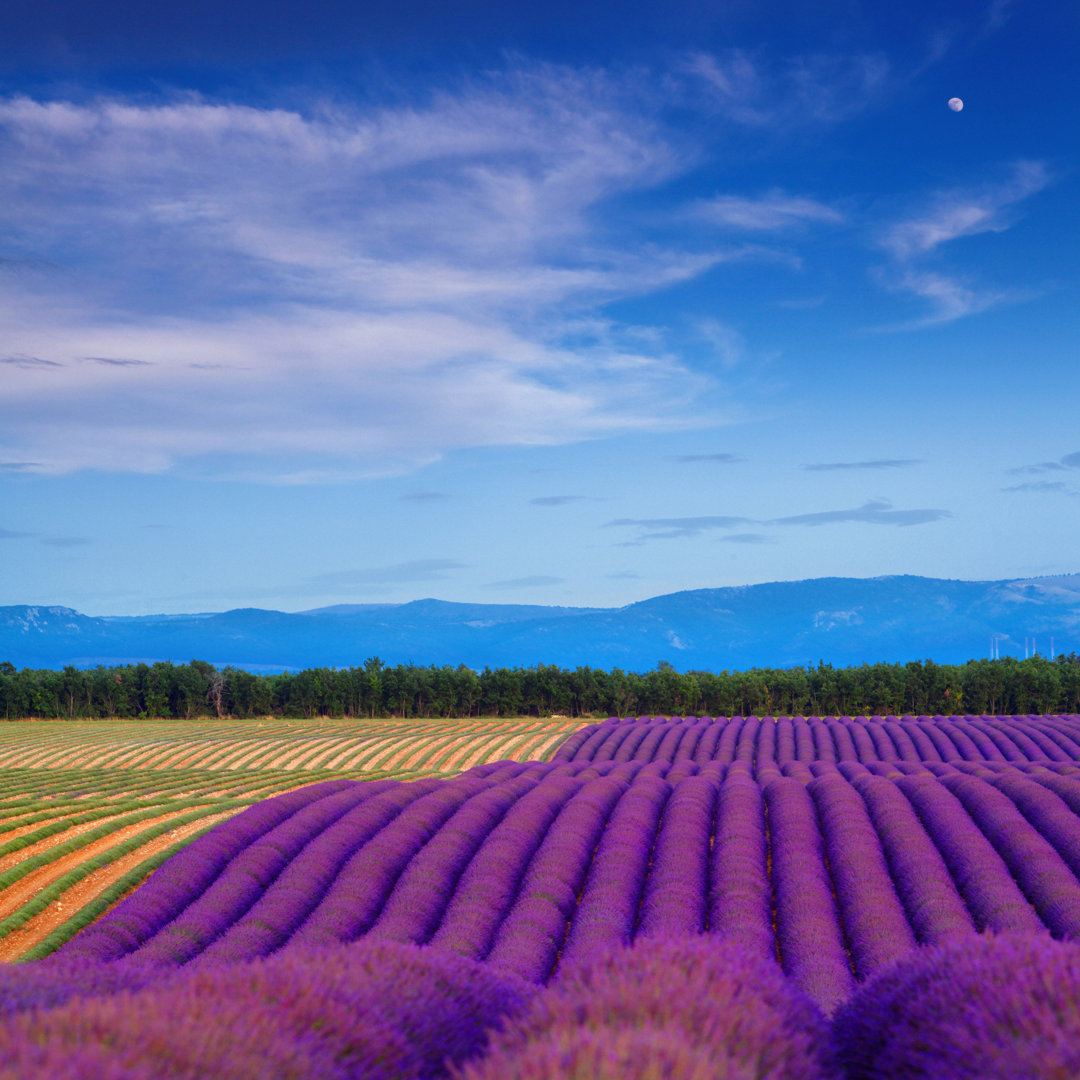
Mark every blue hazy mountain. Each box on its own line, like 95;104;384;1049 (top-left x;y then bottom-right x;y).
3;575;1079;673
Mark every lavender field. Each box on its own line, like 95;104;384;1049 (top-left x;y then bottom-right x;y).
5;714;1080;1078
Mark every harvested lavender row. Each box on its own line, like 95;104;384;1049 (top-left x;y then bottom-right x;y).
51;777;364;965
34;722;1080;1030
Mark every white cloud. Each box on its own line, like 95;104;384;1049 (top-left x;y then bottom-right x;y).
695;190;842;231
0;70;734;480
871;161;1049;328
685;49;889;126
880;269;1012;327
882;161;1049;260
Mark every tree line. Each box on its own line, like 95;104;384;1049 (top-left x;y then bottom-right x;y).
2;653;1080;721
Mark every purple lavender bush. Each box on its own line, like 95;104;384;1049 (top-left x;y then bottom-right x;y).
834;933;1080;1080
0;939;533;1080
458;935;837;1080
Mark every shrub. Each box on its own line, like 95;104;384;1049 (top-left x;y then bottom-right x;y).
834;932;1080;1079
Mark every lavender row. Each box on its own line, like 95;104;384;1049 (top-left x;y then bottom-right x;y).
52;777;364;965
46;757;1080;1013
12;930;1080;1079
554;713;1080;765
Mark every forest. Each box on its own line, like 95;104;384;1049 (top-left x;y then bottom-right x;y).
2;653;1079;721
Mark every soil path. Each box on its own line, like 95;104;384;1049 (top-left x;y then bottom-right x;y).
0;808;240;962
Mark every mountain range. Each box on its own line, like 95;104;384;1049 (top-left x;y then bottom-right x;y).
3;574;1080;673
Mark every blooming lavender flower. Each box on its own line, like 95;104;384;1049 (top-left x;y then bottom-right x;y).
895;773;1044;934
807;772;916;979
486;772;632;983
692;718;726;763
881;720;919;762
429;770;589;961
52;778;368;965
636;774;717;940
463;935;836;1080
938;771;1080;938
828;720;859;763
707;765;774;960
850;773;976;946
834;933;1080;1080
0;939;533;1080
557;772;670;970
811;721;838;761
793;717;815;761
765;777;855;1014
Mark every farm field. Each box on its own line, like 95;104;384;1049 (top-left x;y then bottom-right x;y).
0;717;579;963
5;713;1080;1077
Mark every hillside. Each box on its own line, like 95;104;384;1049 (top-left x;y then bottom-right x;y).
3;574;1080;671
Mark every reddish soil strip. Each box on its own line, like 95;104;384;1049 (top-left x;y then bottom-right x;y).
0;811;138;875
0;808;241;962
286;736;379;772
445;733;529;772
0;806;224;931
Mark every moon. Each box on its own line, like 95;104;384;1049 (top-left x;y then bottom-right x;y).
948;97;964;112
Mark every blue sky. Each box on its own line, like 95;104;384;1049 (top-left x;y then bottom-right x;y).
1;0;1077;615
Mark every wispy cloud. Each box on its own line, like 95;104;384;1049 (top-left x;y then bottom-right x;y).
605;498;949;540
767;499;949;527
1001;481;1078;496
307;559;467;586
697;320;749;370
483;575;564;589
882;162;1049;260
802;459;922;471
529;495;589;506
605;515;753;539
1010;452;1080;475
1;354;62;368
0;71;731;480
0;526;90;544
695;190;842;231
983;0;1015;35
82;356;152;367
672;453;746;464
873;161;1050;328
686;49;889;126
874;268;1014;328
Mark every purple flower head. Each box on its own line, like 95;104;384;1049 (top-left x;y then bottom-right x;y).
475;934;835;1079
834;932;1080;1080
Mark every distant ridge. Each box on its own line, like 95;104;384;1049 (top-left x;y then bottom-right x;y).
3;574;1080;672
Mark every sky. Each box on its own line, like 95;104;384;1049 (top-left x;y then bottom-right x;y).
1;0;1077;615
